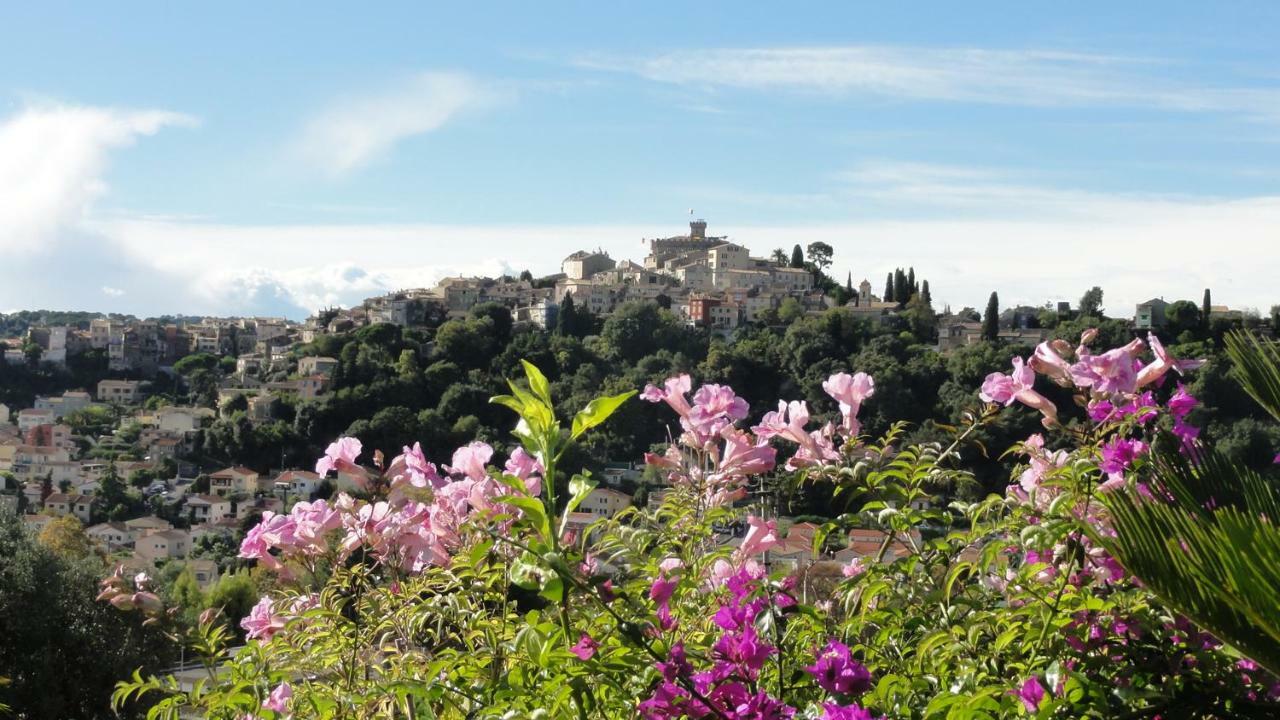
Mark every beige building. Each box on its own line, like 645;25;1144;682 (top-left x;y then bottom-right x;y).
135;529;191;562
43;493;96;523
578;487;633;518
209;466;261;497
97;379;144;404
185;494;233;523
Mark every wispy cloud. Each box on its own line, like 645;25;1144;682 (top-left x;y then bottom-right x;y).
100;286;125;297
295;72;496;177
578;46;1280;120
0;102;195;252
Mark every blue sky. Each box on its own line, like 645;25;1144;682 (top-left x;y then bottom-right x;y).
2;2;1278;319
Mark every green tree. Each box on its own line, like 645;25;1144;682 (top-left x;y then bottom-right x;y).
770;248;788;265
395;348;419;380
789;244;804;268
1079;286;1104;318
1202;288;1213;332
884;273;894;303
778;297;805;324
0;510;176;718
982;292;1000;342
1166;300;1203;341
805;242;833;271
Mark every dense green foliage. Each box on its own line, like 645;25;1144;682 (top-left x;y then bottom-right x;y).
0;510;177;719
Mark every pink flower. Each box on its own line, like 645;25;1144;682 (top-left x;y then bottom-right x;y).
842;557;867;578
738;516;779;560
1030;341;1074;387
570;633;599;660
1070;346;1139;396
504;447;544;496
658;557;685;574
640;374;693;417
388;442;444;491
715;428;777;480
822;372;875;436
981;358;1058;426
242;597;286;640
315;436;362;477
1136;333;1205;388
692;383;749;421
448;441;493;482
263;682;292;713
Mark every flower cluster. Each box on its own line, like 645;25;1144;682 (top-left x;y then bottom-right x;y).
643;375;777;506
641;560;878;720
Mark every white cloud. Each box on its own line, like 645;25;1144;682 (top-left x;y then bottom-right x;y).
101;286;125;297
88;183;1280;320
296;72;494;176
580;46;1280;120
0;103;195;252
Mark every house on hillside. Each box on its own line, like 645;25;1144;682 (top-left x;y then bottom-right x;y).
578;488;632;518
209;466;261;497
135;529;190;563
185;494;233;523
43;492;96;523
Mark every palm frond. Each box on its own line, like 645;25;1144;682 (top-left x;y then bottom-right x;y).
1224;329;1280;422
1101;445;1280;676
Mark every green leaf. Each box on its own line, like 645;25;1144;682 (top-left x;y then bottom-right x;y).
565;473;596;515
498;494;551;542
521;359;552;405
570;390;637;439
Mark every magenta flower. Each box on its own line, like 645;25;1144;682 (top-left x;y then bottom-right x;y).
1168;383;1197;419
315;436;362;477
650;575;679;631
821;703;878;720
822;371;875;436
242;597;286;640
805;640;872;696
263;682;292;713
1013;676;1046;713
713;626;775;677
1030;341;1074;387
1100;437;1148;475
570;633;599;660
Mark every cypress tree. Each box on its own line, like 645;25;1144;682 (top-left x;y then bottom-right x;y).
884;273;894;303
983;292;1000;342
846;272;853;293
921;279;932;306
893;269;908;306
557;293;576;335
907;267;916;296
790;245;804;268
1202;288;1212;330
